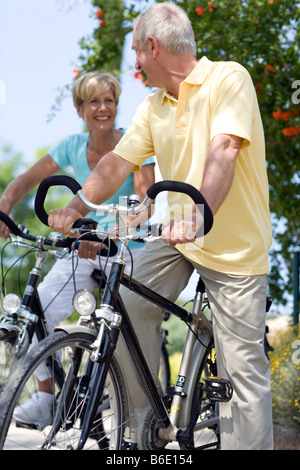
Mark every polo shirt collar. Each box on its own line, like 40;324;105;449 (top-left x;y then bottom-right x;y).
160;56;214;103
184;56;214;85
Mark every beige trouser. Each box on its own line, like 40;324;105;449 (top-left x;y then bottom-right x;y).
116;239;273;450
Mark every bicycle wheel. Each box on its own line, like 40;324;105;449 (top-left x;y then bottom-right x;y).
159;341;171;395
183;338;220;450
0;328;20;394
137;338;220;450
0;330;126;450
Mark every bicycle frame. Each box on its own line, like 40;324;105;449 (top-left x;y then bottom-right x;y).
64;238;213;449
1;242;50;358
33;175;216;449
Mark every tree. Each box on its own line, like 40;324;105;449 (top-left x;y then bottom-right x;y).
61;0;300;306
179;0;300;307
0;145;73;299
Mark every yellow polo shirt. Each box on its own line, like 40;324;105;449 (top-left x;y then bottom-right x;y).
114;57;272;275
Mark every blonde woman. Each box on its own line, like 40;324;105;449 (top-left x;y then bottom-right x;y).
0;72;155;424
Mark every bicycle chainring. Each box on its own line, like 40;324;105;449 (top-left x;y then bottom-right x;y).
137;405;170;450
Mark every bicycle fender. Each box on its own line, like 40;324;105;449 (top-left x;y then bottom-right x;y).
54;324;98;338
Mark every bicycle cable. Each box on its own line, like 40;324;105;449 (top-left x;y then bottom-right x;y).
181;298;211;350
0;241;36;297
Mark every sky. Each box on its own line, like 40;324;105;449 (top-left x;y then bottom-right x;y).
0;0;152;161
0;0;199;299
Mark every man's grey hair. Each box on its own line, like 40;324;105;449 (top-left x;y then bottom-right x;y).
133;2;196;56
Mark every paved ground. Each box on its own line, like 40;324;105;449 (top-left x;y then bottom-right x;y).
2;422;182;450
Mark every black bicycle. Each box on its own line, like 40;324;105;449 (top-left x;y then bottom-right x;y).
0;210;117;395
0;175;233;450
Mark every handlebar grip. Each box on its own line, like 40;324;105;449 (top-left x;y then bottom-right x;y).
72;234;118;257
0;211;23;236
35;175;82;226
146;181;213;236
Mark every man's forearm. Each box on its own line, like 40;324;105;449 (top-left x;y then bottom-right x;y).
200;134;242;215
48;152;135;234
68;152;135;214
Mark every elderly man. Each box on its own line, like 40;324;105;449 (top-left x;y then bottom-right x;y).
49;2;273;450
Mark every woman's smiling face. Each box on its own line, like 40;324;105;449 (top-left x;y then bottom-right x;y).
78;89;117;132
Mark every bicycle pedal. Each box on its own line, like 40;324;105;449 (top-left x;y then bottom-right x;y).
15;420;39;431
15;419;52;431
203;376;233;402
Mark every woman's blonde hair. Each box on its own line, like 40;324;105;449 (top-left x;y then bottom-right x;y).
72;72;122;110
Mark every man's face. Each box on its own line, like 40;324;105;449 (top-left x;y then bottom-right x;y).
132;30;158;88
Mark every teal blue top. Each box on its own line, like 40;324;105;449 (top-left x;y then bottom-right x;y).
49;132;155;249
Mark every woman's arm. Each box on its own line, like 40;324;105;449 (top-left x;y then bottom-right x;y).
0;154;61;240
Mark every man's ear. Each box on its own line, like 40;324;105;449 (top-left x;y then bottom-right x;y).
148;36;159;57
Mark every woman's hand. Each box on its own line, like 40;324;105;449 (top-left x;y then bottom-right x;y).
77;240;104;260
0;219;11;241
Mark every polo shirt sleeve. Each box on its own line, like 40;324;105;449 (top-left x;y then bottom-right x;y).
210;67;255;148
113;98;155;169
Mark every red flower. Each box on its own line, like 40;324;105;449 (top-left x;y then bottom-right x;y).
195;7;204;16
272;110;282;120
272;109;295;121
134;72;143;80
281;112;290;121
255;82;262;94
72;67;80;78
264;64;276;74
282;126;300;136
288;108;299;117
96;9;106;25
208;2;216;12
134;72;148;86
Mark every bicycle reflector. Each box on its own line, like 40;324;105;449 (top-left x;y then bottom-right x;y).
2;294;22;314
73;289;97;316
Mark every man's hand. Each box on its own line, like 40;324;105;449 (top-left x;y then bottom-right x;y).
161;205;204;248
48;208;84;235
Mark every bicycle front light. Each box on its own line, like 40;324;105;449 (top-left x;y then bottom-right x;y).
73;289;97;316
2;293;22;314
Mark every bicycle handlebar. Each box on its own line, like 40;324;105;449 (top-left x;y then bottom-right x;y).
34;174;213;238
0;211;23;237
0;210;117;256
34;175;82;227
147;180;213;236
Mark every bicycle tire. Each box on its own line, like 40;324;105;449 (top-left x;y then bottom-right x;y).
183;337;220;450
159;341;171;395
136;338;220;450
0;329;25;394
0;330;126;450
